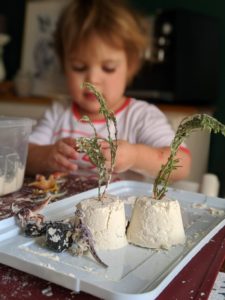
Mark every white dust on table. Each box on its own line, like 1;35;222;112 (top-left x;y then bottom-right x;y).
123;196;136;206
0;264;80;299
42;285;53;297
39;263;56;270
192;203;225;216
0;265;32;298
19;245;60;261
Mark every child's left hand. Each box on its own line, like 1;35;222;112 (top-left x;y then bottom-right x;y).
100;140;137;173
100;140;191;180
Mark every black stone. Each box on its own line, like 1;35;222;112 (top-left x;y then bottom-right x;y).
24;222;47;237
45;221;73;252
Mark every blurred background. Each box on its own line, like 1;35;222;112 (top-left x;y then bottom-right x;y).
129;0;225;198
0;0;225;196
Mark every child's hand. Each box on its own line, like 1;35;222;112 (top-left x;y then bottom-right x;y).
47;137;78;172
27;137;79;175
101;140;137;173
100;140;191;180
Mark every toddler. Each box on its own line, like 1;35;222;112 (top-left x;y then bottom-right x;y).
27;0;191;182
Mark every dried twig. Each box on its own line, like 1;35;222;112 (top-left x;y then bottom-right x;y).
153;114;225;200
76;82;118;200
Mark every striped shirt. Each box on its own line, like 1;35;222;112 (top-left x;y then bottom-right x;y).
29;98;184;170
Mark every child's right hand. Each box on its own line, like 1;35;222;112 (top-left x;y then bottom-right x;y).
27;137;78;175
47;137;78;172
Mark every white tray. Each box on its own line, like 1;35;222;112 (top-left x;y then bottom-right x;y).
0;180;225;300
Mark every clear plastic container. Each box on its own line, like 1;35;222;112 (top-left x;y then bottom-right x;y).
0;117;35;196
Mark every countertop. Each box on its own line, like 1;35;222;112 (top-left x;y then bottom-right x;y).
0;81;215;112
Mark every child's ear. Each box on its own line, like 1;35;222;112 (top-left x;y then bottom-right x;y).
127;64;138;84
127;55;142;84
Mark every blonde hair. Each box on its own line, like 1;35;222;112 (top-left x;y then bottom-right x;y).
54;0;149;82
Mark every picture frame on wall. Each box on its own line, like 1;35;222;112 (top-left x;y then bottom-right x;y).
20;0;70;97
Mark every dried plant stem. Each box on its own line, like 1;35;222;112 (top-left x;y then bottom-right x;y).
153;114;225;200
76;82;118;200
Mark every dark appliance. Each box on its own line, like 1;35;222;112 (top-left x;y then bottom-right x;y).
126;9;220;105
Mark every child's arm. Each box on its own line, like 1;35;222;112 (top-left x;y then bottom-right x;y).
26;137;78;175
101;140;191;181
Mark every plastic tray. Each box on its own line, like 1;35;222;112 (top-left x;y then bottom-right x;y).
0;180;225;300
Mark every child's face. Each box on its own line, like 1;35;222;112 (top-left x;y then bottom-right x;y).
64;33;128;119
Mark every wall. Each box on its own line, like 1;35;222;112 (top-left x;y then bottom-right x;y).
0;1;26;79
